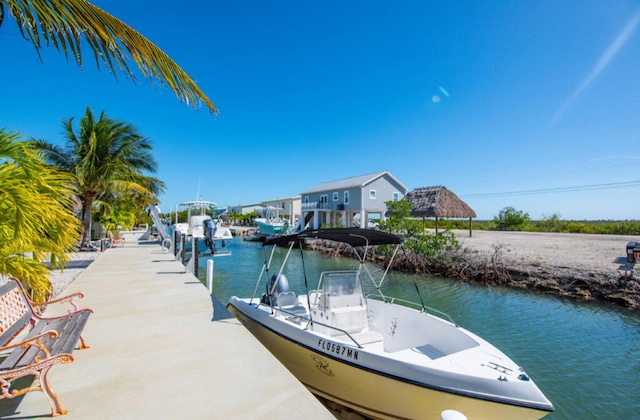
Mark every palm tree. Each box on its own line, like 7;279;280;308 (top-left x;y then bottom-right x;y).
33;106;166;249
0;0;217;114
0;128;82;300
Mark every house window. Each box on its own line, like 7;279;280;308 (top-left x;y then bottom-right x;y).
369;189;377;199
393;192;399;202
333;192;339;201
304;196;309;203
344;191;349;204
320;194;328;205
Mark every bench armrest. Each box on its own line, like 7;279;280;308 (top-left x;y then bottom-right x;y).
9;276;89;315
0;330;58;357
29;291;87;315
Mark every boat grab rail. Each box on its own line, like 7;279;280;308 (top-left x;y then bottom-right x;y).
305;318;365;349
366;294;458;327
256;302;366;349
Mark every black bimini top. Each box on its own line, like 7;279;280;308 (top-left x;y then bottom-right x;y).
262;228;403;248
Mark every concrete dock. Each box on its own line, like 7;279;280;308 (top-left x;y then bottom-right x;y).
0;240;334;419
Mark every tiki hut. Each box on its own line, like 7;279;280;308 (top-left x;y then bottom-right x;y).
404;186;477;236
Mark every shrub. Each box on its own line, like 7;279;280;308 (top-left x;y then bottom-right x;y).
404;230;459;263
493;207;530;231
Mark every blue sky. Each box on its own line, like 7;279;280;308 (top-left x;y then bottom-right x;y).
1;1;640;220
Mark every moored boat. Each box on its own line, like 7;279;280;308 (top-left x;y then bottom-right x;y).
172;200;232;254
254;205;294;236
227;228;553;419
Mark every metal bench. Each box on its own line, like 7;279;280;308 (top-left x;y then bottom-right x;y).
0;278;93;416
109;231;125;248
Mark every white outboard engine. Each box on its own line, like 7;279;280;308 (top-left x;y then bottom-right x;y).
203;218;217;253
261;274;288;306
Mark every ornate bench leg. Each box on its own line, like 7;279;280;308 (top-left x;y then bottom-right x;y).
40;365;68;416
78;334;90;350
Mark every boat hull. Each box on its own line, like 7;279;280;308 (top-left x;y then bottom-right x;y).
227;300;549;420
255;219;287;235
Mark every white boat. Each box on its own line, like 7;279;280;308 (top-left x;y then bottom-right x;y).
254;218;291;235
227;228;554;420
255;206;294;236
173;200;232;254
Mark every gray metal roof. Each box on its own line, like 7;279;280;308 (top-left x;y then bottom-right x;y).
300;171;407;194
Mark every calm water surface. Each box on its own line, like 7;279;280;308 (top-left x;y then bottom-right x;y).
201;239;640;419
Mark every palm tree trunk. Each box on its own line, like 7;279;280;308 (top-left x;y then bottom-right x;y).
80;194;95;249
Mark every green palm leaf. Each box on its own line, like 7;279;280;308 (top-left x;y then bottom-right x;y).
2;0;217;114
33;106;166;249
0;128;82;300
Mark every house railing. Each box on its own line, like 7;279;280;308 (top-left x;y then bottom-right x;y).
302;201;347;211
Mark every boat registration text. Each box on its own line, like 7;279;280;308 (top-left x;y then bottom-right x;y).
317;339;359;360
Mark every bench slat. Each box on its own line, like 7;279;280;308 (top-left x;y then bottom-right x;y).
48;311;91;355
19;318;69;368
0;318;59;370
1;311;92;371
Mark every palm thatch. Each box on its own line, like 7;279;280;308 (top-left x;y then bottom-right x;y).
404;186;476;236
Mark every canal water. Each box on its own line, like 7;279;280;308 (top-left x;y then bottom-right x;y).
200;238;640;419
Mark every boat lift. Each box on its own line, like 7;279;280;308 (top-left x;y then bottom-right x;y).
147;203;173;253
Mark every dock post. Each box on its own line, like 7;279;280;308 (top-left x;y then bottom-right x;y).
181;234;186;266
194;238;199;279
206;259;214;293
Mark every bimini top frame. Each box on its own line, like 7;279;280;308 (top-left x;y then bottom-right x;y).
257;228;403;297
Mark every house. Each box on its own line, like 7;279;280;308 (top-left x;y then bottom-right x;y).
300;171;407;229
227;202;264;215
261;196;301;224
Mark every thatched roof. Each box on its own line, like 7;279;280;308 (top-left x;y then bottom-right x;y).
404;186;476;219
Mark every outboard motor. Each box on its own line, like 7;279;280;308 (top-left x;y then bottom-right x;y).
261;274;289;306
203;218;217;253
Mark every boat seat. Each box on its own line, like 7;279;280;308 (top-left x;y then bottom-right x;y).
277;292;307;316
329;306;368;334
311;304;369;336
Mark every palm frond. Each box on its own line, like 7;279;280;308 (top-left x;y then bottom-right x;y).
0;129;82;300
4;0;218;114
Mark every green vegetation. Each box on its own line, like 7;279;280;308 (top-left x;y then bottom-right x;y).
372;200;640;281
493;206;531;231
1;107;165;297
33;106;165;249
379;200;459;263
0;129;82;300
0;0;216;113
169;204;227;225
227;211;258;226
405;208;640;235
0;0;216;297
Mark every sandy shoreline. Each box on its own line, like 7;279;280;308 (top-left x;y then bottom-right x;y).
450;230;640;308
452;230;634;273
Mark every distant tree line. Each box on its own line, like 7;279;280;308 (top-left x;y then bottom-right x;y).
415;206;640;236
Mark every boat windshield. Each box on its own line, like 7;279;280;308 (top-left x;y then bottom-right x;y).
318;270;364;310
